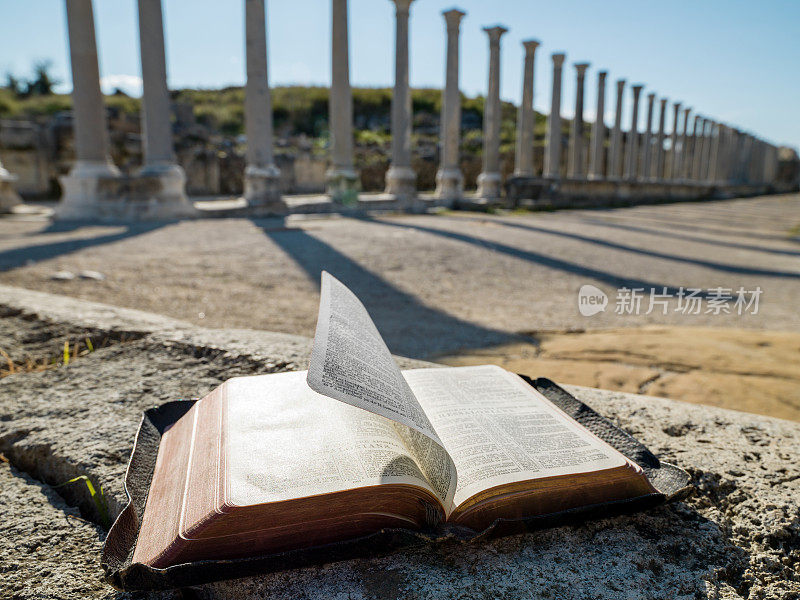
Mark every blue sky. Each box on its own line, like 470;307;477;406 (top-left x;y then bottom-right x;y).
1;0;798;149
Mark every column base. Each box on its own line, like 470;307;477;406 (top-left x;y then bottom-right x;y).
434;167;463;206
56;161;197;221
132;163;197;219
244;165;287;215
384;165;417;202
0;168;22;213
56;160;122;220
476;171;503;201
326;167;360;206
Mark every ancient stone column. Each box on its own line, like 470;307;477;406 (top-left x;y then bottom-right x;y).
435;8;466;201
136;0;194;216
679;107;691;181
690;115;703;181
623;84;643;181
244;0;284;210
588;70;607;179
543;53;566;179
729;129;743;182
513;39;540;177
693;118;709;182
640;92;655;181
668;101;681;180
701;118;714;182
721;125;733;183
608;79;625;179
766;144;779;184
567;62;589;179
476;26;508;200
743;135;756;184
327;0;358;203
707;121;720;183
58;0;121;219
654;98;667;180
385;0;416;200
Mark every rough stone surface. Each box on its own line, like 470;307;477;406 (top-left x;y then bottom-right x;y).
0;460;174;600
0;286;798;599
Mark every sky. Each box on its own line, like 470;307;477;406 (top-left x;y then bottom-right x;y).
1;0;799;149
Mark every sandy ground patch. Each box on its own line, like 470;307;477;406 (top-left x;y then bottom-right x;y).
435;325;800;421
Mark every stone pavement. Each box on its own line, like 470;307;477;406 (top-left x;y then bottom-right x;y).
0;286;798;599
1;194;798;357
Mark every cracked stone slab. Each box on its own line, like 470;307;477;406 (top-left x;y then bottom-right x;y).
0;460;173;600
0;284;798;599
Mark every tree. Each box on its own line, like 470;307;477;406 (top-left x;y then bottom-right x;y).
24;61;59;96
5;73;22;96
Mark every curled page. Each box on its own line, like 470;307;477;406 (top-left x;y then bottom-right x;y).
308;272;456;509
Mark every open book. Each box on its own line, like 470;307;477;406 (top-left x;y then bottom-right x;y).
132;272;655;568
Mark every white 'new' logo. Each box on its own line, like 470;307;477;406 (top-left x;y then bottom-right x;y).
578;284;608;316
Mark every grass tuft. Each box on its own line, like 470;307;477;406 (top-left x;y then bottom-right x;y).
54;475;111;529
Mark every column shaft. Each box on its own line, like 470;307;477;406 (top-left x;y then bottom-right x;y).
588;71;607;179
435;9;466;200
385;0;416;198
567;63;589;179
641;92;654;181
654;98;667;180
328;0;357;193
64;0;117;174
701;119;712;182
608;79;625;179
690;116;703;181
513;40;539;177
680;108;691;181
543;53;566;179
244;0;283;207
138;0;179;173
668;102;681;180
708;122;721;183
477;26;508;199
623;85;643;180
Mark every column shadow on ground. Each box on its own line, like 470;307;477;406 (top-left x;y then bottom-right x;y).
577;211;791;242
253;218;517;359
573;217;800;258
360;217;715;296
0;221;171;271
442;216;800;279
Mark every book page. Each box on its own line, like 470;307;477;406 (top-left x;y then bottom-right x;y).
223;371;441;508
404;365;629;509
307;272;456;509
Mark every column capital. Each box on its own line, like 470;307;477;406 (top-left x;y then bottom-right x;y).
483;25;508;45
683;107;691;116
573;62;590;76
616;78;625;90
551;52;566;67
522;39;540;54
647;92;655;101
597;70;608;80
442;8;465;29
632;84;644;96
391;0;414;15
673;101;682;110
659;97;668;108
